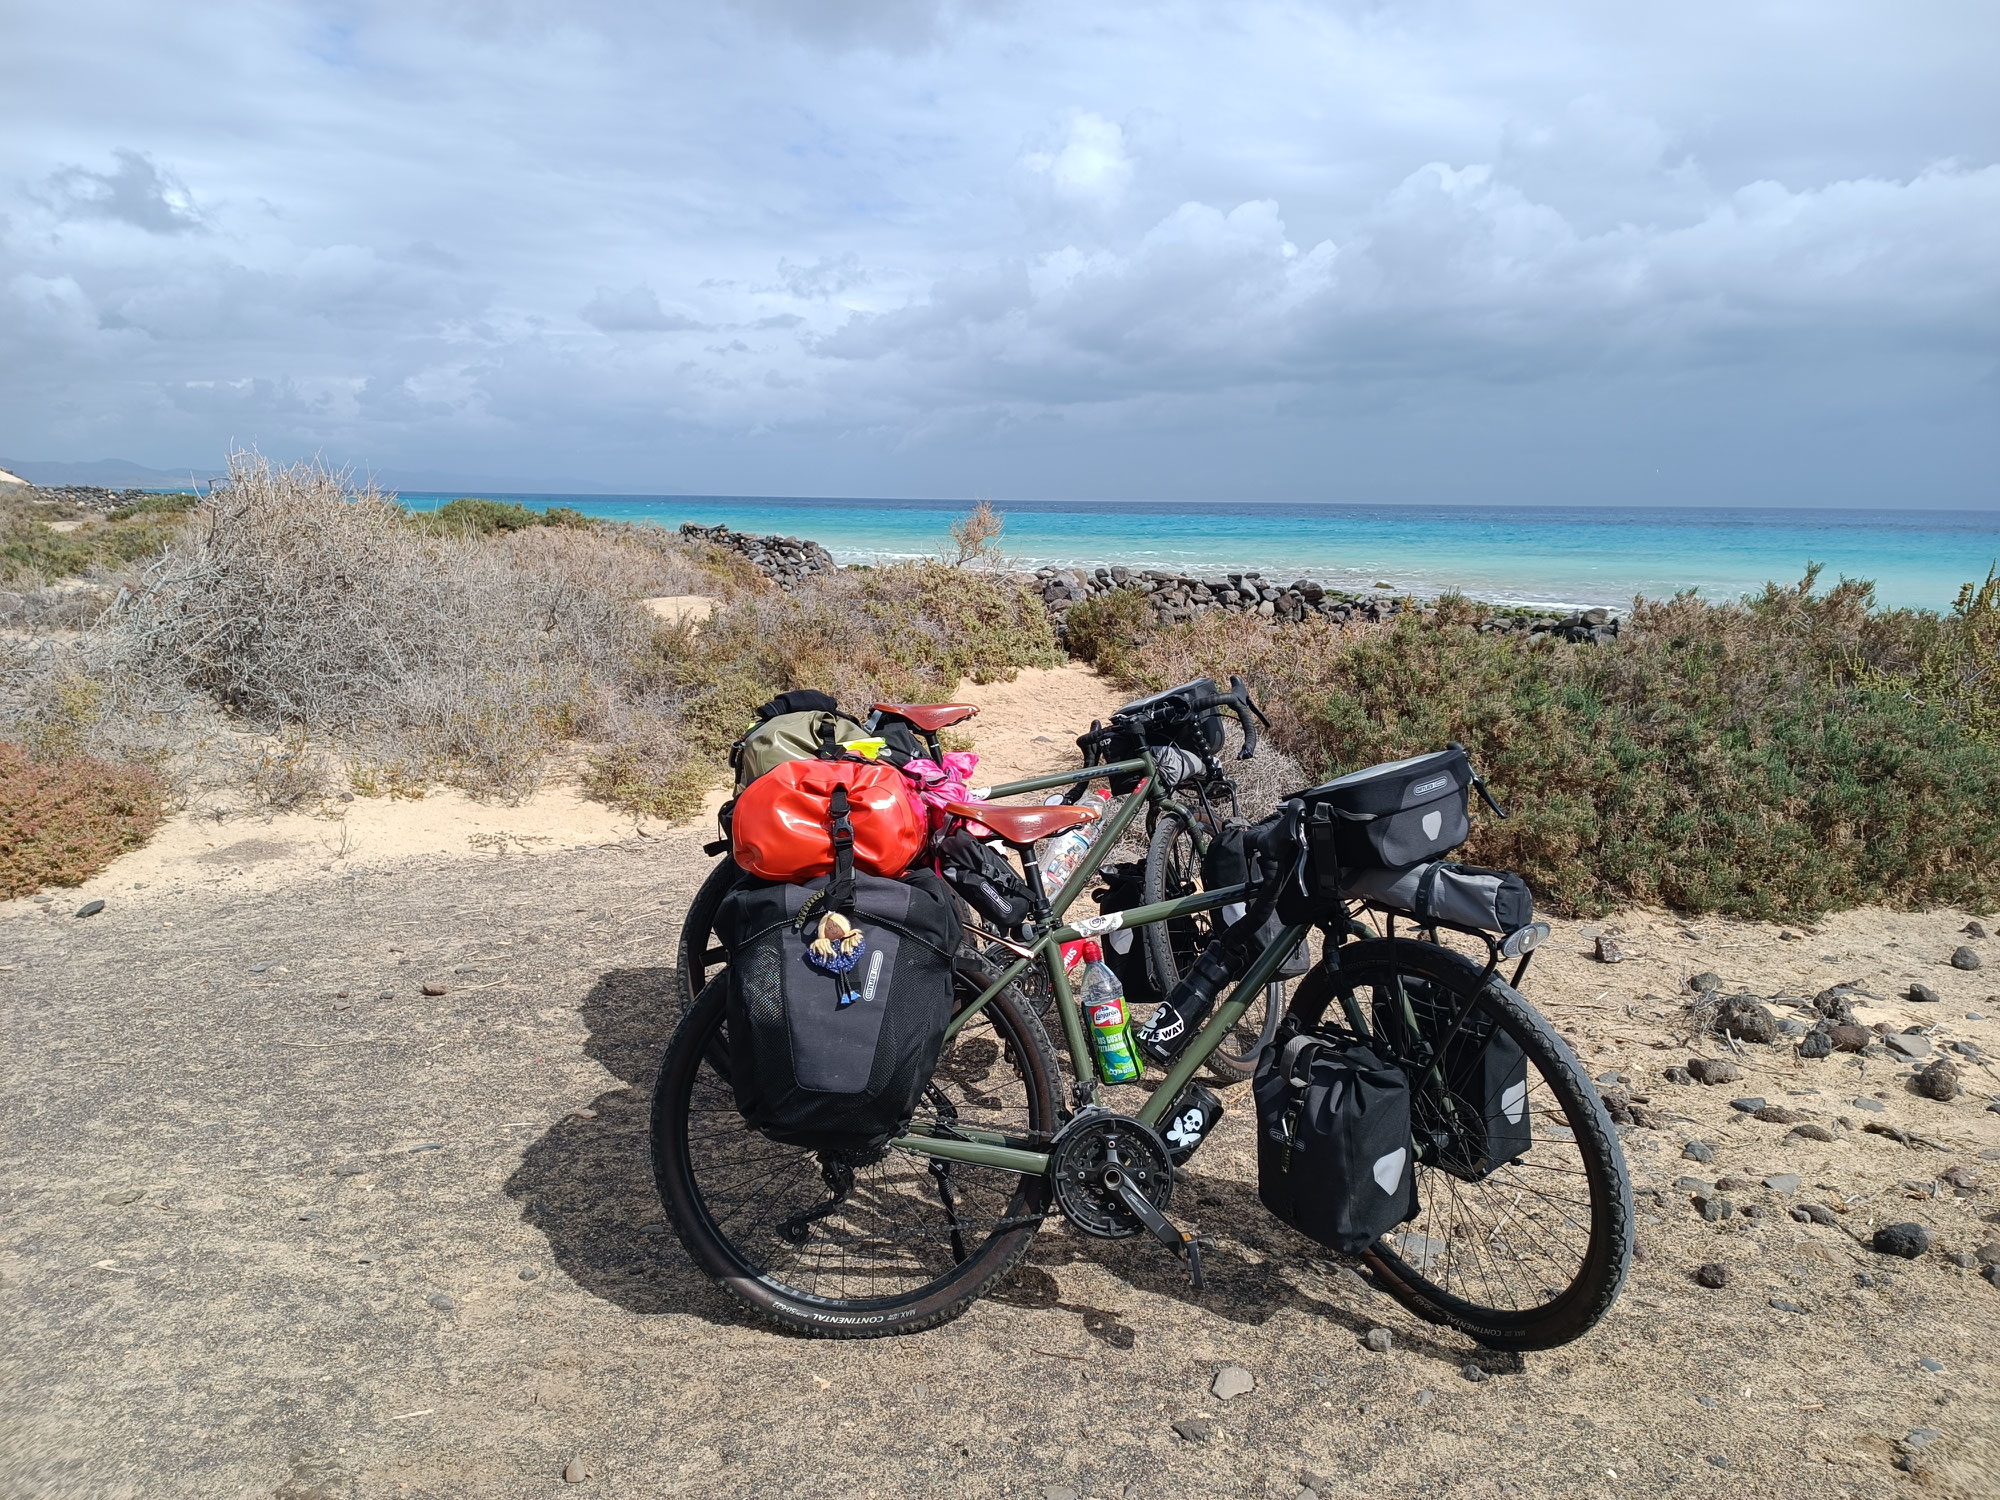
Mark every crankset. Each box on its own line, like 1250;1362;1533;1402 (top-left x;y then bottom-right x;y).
1048;1108;1205;1288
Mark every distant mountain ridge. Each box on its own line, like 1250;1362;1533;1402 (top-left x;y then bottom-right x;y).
1;457;226;489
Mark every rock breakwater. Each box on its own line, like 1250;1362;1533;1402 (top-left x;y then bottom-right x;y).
667;524;1623;640
677;522;835;591
1032;563;1621;641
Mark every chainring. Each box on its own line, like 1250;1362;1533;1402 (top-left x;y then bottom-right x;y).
1049;1108;1175;1240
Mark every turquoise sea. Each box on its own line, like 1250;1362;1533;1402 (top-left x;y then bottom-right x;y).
396;494;1999;613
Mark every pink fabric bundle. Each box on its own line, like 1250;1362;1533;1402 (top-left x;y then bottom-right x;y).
899;751;984;831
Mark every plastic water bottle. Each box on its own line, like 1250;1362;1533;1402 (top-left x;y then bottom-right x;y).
1038;787;1111;891
1078;941;1141;1085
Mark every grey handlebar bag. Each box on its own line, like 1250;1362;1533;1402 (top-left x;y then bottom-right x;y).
1342;860;1533;934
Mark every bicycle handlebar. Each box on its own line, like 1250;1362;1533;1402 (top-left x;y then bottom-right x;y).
1176;675;1269;760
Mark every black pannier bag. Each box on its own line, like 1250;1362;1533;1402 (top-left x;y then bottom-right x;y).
717;845;961;1155
1372;979;1532;1183
1254;1035;1417;1253
1200;823;1310;979
937;829;1033;930
1092;861;1163;1004
1298;745;1474;893
1341;860;1533;935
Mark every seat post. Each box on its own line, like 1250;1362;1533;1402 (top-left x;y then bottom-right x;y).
1015;843;1054;922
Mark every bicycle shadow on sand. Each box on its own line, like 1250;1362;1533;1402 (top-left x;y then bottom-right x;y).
501;964;757;1330
998;1169;1511;1375
505;967;1509;1374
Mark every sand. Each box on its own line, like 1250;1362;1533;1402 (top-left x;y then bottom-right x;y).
641;595;717;626
6;661;1998;1496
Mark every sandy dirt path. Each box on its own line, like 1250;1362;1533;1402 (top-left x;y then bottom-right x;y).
5;666;1998;1499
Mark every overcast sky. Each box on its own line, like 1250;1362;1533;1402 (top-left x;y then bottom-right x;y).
3;1;1995;504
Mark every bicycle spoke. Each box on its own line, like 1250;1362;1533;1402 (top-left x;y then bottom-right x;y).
1301;956;1621;1325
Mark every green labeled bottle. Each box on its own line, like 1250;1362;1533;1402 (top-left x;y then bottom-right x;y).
1078;940;1141;1085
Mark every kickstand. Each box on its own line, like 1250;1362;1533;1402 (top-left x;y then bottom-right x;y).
929;1157;970;1264
1102;1166;1205;1290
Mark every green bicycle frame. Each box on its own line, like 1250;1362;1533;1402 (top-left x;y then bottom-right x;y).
889;750;1310;1179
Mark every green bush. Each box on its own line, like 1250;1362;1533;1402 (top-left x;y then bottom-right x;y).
666;561;1064;762
1;504;195;582
106;493;198;522
407;497;598;536
1098;570;2000;920
1061;588;1158;676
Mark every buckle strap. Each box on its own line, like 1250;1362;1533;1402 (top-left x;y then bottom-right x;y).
827;783;856;914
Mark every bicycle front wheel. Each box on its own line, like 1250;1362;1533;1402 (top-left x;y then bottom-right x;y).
651;956;1060;1337
1286;939;1633;1350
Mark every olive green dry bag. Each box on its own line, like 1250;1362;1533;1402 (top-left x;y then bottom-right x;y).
731;709;872;790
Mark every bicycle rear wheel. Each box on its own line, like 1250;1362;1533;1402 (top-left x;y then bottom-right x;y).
1285;939;1632;1350
676;858;743;1011
651;956;1059;1337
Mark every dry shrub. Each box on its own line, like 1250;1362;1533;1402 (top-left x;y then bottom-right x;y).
0;582;120;633
582;705;708;819
84;454;746;800
0;740;165;896
247;725;330;811
2;636;235;821
946;500;1006;567
669;560;1062;760
1100;569;2000;920
0;456;1054;827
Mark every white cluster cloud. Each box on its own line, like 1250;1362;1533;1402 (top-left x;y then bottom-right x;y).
1;0;1994;502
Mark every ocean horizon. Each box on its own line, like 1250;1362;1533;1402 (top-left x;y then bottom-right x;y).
388;492;1996;613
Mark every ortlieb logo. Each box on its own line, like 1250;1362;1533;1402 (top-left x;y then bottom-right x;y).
1411;775;1451;799
1372;1147;1408;1193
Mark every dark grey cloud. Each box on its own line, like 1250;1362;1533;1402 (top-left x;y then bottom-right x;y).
39;149;206;234
580;284;705;332
1;1;1994;504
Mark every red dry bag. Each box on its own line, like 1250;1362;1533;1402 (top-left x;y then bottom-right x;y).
729;758;926;882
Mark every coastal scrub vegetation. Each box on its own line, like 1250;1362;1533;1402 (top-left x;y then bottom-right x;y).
1;485;198;585
406;497;597;536
6;452;1992;922
1086;568;2000;919
0;456;1061;888
652;550;1065;772
0;740;164;899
